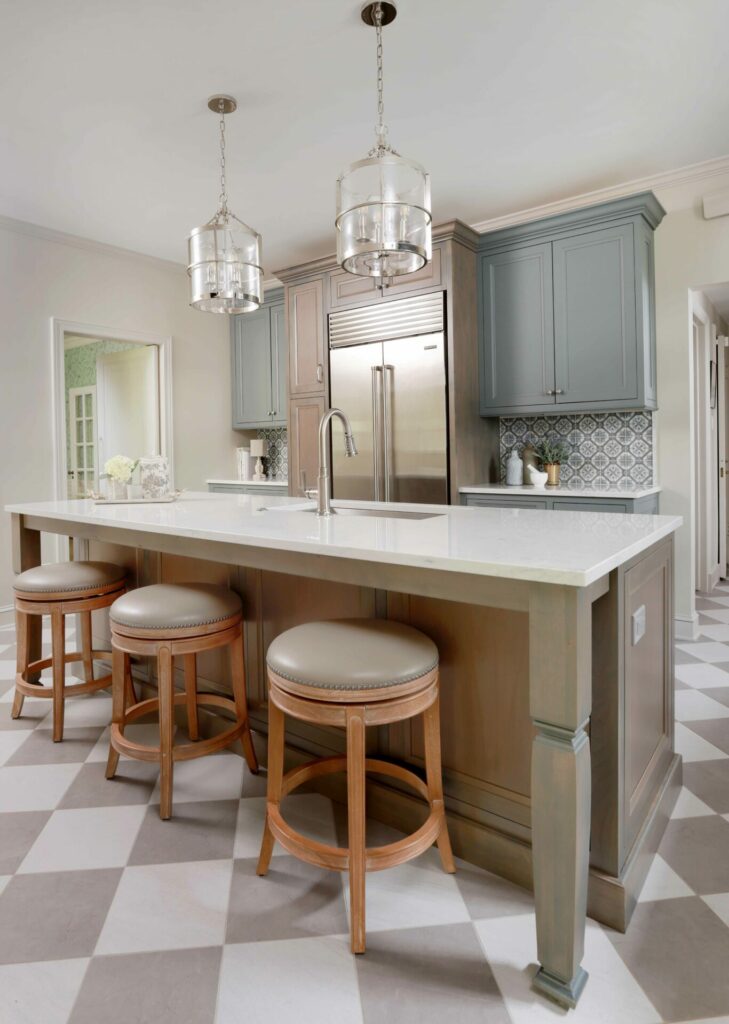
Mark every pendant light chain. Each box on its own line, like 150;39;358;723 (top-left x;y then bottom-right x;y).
218;99;227;214
373;2;393;155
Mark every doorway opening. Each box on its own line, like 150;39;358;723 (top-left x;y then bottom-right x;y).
52;319;173;502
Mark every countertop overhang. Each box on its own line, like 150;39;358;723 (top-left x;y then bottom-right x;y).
5;493;681;589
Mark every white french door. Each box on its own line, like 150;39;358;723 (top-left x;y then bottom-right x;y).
68;385;98;497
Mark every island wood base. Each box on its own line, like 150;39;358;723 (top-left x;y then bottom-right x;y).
9;510;677;1008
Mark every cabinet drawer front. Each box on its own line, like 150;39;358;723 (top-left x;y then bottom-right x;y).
553;224;638;405
329;247;442;309
288;278;325;395
463;494;550;509
554;499;630;514
479;243;556;412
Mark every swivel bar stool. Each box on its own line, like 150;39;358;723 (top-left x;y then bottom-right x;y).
257;618;455;954
12;561;128;742
106;583;259;819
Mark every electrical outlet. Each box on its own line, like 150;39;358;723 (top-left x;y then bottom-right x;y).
632;604;646;646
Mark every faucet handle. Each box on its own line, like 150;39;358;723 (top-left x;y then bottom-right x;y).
304;488;318;501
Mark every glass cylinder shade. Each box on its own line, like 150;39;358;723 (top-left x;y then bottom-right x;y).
336;151;431;278
188;211;263;313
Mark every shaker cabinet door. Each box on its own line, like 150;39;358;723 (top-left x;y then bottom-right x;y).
287;278;325;395
553;224;638;406
289;395;326;496
270;302;287;425
231;308;274;428
479;243;555;413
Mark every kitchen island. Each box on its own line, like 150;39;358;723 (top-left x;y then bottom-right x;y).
5;492;682;1008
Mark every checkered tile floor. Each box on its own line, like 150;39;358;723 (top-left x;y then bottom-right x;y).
2;597;729;1024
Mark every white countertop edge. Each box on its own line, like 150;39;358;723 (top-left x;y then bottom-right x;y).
459;484;661;499
5;495;682;590
206;479;288;486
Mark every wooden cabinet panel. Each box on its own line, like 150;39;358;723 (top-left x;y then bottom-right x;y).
329;247;443;309
287;278;325;395
289;395;325;496
479;243;555;413
553;224;638;406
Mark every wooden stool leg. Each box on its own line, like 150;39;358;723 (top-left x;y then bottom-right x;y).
346;707;367;954
106;644;126;780
158;644;174;820
423;691;456;874
51;609;65;742
257;697;284;876
230;633;259;774
80;611;94;684
11;609;29;719
124;655;137;707
183;653;199;741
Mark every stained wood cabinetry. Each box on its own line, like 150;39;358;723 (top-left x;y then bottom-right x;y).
478;192;664;416
287;278;326;396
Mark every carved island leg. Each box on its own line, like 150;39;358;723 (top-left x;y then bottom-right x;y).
10;514;42;683
529;582;592;1009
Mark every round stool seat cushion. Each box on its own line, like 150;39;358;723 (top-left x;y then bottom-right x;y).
267;618;438;692
14;560;125;595
110;583;242;631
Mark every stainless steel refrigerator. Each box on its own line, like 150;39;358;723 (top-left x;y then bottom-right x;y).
328;292;449;504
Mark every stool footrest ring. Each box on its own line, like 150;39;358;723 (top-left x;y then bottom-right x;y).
267;755;445;874
15;650;113;699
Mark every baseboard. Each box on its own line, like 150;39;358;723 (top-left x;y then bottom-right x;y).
674;613;699;641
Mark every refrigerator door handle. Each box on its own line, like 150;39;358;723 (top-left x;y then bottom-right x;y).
383;364;394;502
371;366;383;501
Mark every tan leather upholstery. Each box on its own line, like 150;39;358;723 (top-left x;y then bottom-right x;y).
14;561;126;594
110;583;242;631
267;618;438;691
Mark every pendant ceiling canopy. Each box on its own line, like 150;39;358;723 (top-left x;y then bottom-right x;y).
187;95;263;314
336;2;432;280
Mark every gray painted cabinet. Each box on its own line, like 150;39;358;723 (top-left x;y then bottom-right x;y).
478;193;665;416
461;491;659;514
231;289;286;429
207;481;288;496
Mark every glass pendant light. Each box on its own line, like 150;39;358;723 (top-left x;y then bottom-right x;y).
188;95;263;313
336;2;431;280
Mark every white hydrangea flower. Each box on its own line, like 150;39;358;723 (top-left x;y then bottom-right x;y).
104;455;136;483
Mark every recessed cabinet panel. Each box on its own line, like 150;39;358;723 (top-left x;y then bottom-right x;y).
289;395;326;496
232;308;274;428
329;247;443;309
553;224;638;405
480;244;555;412
288;278;325;395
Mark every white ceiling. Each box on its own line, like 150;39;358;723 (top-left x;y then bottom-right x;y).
3;0;729;273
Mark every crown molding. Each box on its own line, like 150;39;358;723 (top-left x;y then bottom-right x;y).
0;213;186;274
470;154;729;236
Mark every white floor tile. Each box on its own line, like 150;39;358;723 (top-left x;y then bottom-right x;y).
638;853;694;902
474;913;661;1024
671;787;715;818
0;659;18;682
216;937;363;1024
675;690;729;722
0;644;11;656
0;958;90;1024
0;876;10;897
17;804;147;873
0;730;34;766
95;858;233;954
699;608;729;624
699;623;729;642
149;752;244;805
701;892;729;930
676;641;729;664
701;595;729;607
675;662;729;689
342;853;470;933
0;762;83;811
233;793;337;860
674;722;729;762
38;694;113;730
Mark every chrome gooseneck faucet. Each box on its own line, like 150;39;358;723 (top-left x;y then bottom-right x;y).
314;408;358;516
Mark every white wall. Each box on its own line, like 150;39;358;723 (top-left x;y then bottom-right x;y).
0;221;239;611
653;175;729;634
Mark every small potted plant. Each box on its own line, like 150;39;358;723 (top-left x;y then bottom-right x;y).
534;438;570;488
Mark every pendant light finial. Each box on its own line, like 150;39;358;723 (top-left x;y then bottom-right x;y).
336;1;431;280
187;95;263;314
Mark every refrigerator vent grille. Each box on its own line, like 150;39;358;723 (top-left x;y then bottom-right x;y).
329;292;444;347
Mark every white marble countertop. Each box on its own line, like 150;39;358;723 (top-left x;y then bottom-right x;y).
460;483;661;499
6;492;681;588
206;479;288;487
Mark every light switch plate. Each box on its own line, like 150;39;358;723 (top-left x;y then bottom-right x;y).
632;604;646;646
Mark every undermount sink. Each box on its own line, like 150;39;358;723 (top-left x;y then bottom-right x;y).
262;504;443;521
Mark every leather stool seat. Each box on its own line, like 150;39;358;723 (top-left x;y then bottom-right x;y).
110;583;242;631
14;561;126;595
266;618;438;694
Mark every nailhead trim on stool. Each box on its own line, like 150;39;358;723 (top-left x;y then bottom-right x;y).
257;618;455;955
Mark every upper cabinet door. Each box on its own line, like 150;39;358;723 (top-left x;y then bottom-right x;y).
231;308;274;428
553;224;638;406
479;243;555;413
287;278;325;395
270;303;287;425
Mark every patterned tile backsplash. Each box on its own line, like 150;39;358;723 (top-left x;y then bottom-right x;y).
499;412;654;490
257;427;288;481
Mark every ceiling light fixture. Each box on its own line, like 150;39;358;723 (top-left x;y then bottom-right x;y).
336;1;431;280
188;95;263;314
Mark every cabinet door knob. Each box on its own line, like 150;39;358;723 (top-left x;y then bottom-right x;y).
316;363;324;384
555;388;565;395
545;388;555;395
